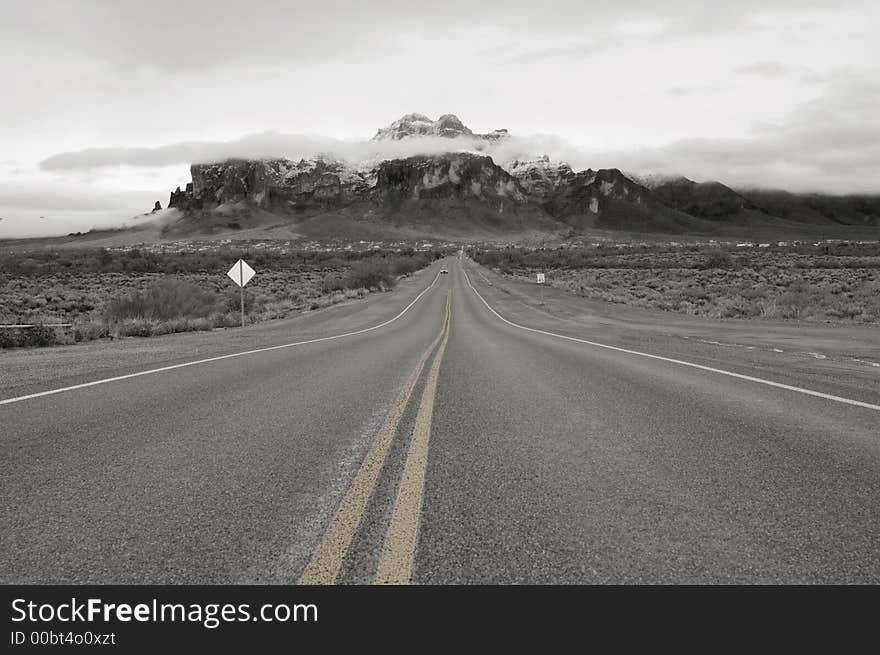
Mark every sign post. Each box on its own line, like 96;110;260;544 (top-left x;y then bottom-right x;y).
536;272;545;305
227;259;256;328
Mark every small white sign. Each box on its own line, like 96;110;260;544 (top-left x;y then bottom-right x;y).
536;273;545;284
227;259;256;287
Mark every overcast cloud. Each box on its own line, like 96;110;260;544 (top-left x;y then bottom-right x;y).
2;0;878;236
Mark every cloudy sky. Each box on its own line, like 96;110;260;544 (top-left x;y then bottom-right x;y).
2;0;878;236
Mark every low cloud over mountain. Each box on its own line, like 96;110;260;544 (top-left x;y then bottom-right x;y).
7;106;878;239
139;113;878;242
38;74;880;196
38;124;567;178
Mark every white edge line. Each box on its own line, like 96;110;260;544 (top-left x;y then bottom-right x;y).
461;267;880;412
1;271;444;406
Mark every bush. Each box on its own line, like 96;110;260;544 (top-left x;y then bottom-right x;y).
0;325;59;349
210;311;243;328
388;253;430;276
189;317;214;331
223;287;254;314
778;281;813;319
322;273;346;293
73;321;109;342
345;259;396;290
105;279;221;321
700;250;736;270
1;247;443;346
115;318;153;337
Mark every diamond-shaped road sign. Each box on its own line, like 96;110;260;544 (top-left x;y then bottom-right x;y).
227;259;256;287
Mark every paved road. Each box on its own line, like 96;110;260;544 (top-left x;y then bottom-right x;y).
2;258;878;583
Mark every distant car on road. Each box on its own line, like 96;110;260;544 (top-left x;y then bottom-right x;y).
440;269;449;274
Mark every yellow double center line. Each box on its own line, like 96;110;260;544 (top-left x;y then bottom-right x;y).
298;291;452;585
375;293;452;585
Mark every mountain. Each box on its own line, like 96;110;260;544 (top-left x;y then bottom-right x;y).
636;176;751;221
167;152;556;239
169;157;370;212
738;189;880;227
629;174;880;228
373;113;509;142
154;113;878;241
545;168;714;233
506;156;576;202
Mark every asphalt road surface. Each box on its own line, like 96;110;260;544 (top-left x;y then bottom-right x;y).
2;258;878;584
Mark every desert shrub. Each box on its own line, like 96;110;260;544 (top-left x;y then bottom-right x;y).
388;253;430;276
322;273;346;293
345;260;396;290
309;294;344;310
28;326;61;347
149;320;175;336
209;311;243;328
115;316;215;337
758;298;779;318
115;318;153;337
0;330;16;349
73;321;109;342
714;297;760;318
0;325;59;349
1;245;449;278
155;317;194;334
188;317;214;332
475;250;501;267
469;243;880;324
700;250;736;270
777;281;813;319
105;280;221;321
0;246;443;345
223;287;255;313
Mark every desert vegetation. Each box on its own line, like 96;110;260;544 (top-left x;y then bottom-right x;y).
0;246;442;348
468;242;880;324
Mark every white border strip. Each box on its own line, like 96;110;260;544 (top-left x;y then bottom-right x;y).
1;272;443;406
462;268;880;412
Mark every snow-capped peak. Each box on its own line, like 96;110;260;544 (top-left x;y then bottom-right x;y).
625;171;691;189
505;155;575;198
506;155;573;176
372;113;508;142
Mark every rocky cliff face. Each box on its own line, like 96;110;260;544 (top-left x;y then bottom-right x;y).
505;163;654;220
506;156;576;202
164;112;876;238
169;158;371;212
170;152;531;211
166;114;664;233
166;151;696;235
374;154;526;203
